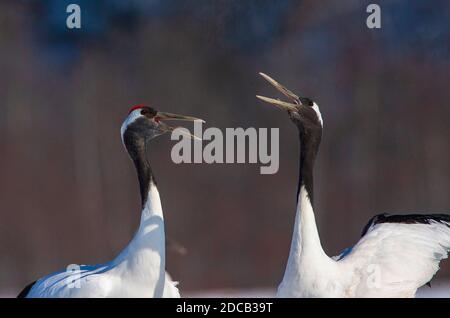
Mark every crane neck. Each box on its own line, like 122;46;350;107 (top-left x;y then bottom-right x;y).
296;131;320;205
115;132;166;296
282;130;327;281
120;130;164;223
132;149;164;225
123;134;164;224
123;137;155;208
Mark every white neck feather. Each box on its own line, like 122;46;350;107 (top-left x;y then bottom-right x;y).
113;181;166;295
128;181;165;256
282;185;327;280
139;181;164;228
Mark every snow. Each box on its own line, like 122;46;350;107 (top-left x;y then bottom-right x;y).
184;283;450;298
2;282;449;298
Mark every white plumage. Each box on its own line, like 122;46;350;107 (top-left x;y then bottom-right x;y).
277;186;450;298
339;219;449;297
26;178;179;298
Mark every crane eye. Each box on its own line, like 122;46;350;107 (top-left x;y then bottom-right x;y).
299;97;314;107
140;108;157;119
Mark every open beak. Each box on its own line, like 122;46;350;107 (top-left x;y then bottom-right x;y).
256;72;299;112
155;111;204;141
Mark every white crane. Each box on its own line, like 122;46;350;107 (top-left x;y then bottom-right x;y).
257;72;450;298
18;105;203;298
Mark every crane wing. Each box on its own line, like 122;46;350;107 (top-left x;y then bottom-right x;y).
337;213;450;297
25;264;116;297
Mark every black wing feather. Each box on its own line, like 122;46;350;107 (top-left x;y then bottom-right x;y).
361;213;450;237
17;280;36;298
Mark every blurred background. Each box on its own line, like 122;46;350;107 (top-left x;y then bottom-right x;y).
1;0;449;297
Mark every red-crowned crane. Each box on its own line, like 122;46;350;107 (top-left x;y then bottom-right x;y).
18;105;203;298
257;72;450;297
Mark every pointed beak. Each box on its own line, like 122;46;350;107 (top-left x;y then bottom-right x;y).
155;112;205;123
256;72;299;112
155;111;204;141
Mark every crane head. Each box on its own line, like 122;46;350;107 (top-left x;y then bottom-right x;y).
256;72;323;134
121;104;204;144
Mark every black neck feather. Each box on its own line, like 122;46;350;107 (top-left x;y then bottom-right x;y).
123;130;155;208
296;130;321;205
